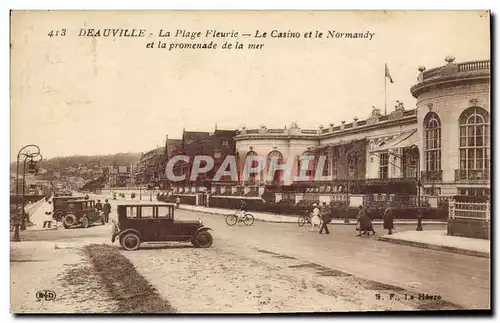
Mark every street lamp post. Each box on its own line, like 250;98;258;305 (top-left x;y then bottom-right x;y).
409;144;424;231
14;145;42;241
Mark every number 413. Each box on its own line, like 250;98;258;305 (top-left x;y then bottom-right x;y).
48;29;66;37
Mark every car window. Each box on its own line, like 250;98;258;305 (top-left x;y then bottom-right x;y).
127;207;139;219
141;207;154;219
158;206;173;219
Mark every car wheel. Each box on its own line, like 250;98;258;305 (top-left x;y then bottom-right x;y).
81;216;89;228
120;232;141;251
63;214;76;229
193;231;213;248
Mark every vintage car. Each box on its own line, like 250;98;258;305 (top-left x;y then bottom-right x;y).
55;199;105;229
52;195;85;218
111;202;213;251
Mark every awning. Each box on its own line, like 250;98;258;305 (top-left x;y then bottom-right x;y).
308;138;366;151
370;130;417;153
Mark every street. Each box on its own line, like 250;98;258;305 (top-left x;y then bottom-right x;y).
12;198;490;312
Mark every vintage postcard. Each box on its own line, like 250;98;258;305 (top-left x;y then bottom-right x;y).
10;10;491;314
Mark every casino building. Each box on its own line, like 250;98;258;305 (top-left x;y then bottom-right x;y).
233;57;490;203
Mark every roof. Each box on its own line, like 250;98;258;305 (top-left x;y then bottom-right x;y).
183;131;210;143
213;129;237;137
116;202;176;207
61;199;92;203
166;139;182;147
53;195;84;199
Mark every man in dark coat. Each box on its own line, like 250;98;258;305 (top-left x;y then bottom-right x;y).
383;206;394;235
103;199;112;223
356;206;366;236
95;199;103;213
357;206;375;236
319;202;331;234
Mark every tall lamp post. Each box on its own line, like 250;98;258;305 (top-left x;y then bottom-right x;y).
13;145;42;241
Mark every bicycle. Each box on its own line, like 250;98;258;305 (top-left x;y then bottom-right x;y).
225;210;255;226
297;211;312;227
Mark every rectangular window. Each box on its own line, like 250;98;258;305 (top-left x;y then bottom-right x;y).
141;207;155;219
221;139;229;147
323;156;329;176
379;153;388;179
127;207;139;219
158;206;173;219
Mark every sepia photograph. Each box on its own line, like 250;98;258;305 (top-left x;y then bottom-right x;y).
9;10;491;314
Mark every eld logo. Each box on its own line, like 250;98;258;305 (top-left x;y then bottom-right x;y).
36;290;56;301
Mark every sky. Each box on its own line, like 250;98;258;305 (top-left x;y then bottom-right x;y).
10;10;490;160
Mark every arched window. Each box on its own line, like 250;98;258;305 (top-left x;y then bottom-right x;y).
424;112;441;172
267;150;283;183
246;151;258;183
298;150;315;179
459;107;490;176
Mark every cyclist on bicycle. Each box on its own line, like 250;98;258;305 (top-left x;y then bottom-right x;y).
239;200;248;218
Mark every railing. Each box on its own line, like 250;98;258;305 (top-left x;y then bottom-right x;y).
421;170;442;182
458;60;490;72
455;169;490;182
266;180;284;186
422;60;490;81
449;199;490;221
422;67;441;80
267;129;286;134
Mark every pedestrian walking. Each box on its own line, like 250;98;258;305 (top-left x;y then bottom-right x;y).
365;211;376;236
43;201;53;229
356;206;368;236
310;203;321;232
103;199;112;223
95;199;103;213
319;203;332;235
175;196;181;209
383;206;394;235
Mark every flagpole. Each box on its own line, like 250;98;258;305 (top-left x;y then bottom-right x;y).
384;64;387;115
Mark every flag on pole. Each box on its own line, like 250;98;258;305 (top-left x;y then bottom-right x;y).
385;63;394;83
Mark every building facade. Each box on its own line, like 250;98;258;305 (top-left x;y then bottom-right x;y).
169;129;237;191
233;57;490;200
411;57;490;197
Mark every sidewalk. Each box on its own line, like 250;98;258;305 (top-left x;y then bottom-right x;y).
378;230;490;258
179;204;446;225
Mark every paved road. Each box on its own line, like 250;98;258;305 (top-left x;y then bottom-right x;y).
15;198;490;310
175;209;489;309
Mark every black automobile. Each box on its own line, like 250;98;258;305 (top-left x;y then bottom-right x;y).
55;199;105;229
52;195;85;220
111;202;213;251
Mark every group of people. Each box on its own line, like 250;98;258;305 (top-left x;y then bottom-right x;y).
306;203;395;236
95;199;112;223
42;197;113;229
308;202;333;234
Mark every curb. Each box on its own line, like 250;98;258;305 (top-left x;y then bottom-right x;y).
377;236;490;258
179;207;446;225
180;207;296;223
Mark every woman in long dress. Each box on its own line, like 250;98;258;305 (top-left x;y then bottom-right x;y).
383;206;394;235
310;203;321;232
